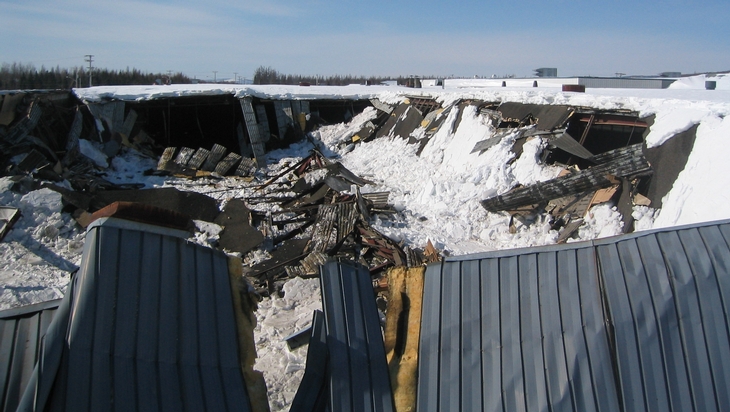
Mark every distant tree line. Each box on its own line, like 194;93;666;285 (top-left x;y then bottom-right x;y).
0;62;192;90
253;65;424;86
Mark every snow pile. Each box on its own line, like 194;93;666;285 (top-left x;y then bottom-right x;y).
653;114;730;227
0;180;82;309
253;278;322;411
316;103;569;254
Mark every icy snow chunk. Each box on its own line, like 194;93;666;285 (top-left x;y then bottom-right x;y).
644;107;707;148
78;139;109;168
20;188;63;213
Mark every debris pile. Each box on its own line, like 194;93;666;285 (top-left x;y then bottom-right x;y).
2;89;697;297
233;150;440;295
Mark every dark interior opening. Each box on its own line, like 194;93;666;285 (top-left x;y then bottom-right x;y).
546;113;648;168
127;94;244;155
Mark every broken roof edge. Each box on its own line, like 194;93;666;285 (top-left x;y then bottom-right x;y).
440;217;730;263
72;84;413;103
87;216;192;239
0;298;61;319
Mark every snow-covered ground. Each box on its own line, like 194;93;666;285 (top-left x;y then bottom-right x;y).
3;75;730;410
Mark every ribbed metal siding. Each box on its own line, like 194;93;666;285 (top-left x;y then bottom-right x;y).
0;301;59;412
18;218;252;412
418;220;730;412
320;261;395;412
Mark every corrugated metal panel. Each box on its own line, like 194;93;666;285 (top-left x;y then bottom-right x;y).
0;300;60;412
240;97;266;166
17;217;253;412
290;310;327;412
319;261;395;412
418;219;730;412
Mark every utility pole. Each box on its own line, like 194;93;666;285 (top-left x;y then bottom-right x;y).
85;55;94;87
234;72;238;84
213;71;218;83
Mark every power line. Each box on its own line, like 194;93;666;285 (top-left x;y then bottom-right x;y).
85;55;94;87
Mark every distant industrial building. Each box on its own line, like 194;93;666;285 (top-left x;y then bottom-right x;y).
535;67;558;77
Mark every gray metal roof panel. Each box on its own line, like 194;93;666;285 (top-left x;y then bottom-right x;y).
16;217;252;412
319;261;394;412
0;302;58;412
418;219;730;412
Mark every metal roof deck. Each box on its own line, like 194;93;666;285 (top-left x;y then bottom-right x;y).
0;300;60;412
14;217;253;412
418;219;730;412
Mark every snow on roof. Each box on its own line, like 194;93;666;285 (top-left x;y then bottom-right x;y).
72;83;413;103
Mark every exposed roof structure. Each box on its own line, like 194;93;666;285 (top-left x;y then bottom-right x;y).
13;217;254;411
417;219;730;411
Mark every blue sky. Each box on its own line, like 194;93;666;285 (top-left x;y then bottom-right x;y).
1;0;728;80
